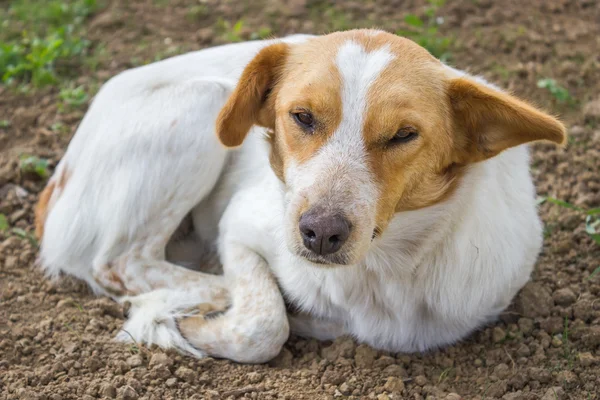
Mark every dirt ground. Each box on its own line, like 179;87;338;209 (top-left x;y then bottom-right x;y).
1;0;600;399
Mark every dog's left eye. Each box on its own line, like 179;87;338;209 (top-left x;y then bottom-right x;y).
388;126;418;146
292;111;315;129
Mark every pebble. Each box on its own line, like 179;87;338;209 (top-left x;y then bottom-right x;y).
149;352;173;369
515;283;553;318
578;352;595;367
175;366;196;383
354;344;377;368
552;288;576;306
383;376;405;393
165;377;178;387
493;363;511;379
126;355;143;368
492;327;507;343
541;386;565;400
117;385;138;400
414;375;428;386
100;382;117;399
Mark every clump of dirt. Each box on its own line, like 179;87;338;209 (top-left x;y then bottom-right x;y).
1;1;599;399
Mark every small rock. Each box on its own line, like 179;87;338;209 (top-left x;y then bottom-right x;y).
339;382;351;395
382;364;407;377
493;363;511;379
541;387;565;400
374;355;395;368
100;383;117;399
321;336;356;361
377;395;391;400
492;327;507;343
582;326;600;347
551;336;563;347
321;370;344;386
503;392;525;400
354;344;377;368
165;377;178;387
516;343;531;357
529;367;552;383
246;371;263;384
540;317;564;334
149;352;173;369
56;298;75;309
445;394;461;400
578;352;595;367
175;366;195;383
552;288;576;306
126;355;143;368
515;282;553;318
383;376;405;393
573;299;594;321
556;370;578;389
414;375;428;386
85;357;103;372
486;380;508;398
517;318;534;335
117;385;138;400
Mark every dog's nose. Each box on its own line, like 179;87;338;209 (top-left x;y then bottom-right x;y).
299;210;351;256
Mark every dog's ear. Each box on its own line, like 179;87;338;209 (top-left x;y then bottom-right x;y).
448;78;567;164
216;43;289;147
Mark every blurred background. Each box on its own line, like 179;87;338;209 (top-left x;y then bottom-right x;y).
1;1;599;399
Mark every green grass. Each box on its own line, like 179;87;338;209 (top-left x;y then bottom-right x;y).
58;84;89;110
397;0;453;62
537;78;574;106
0;0;101;87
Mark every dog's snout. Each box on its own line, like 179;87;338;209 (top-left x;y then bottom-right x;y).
299;209;351;256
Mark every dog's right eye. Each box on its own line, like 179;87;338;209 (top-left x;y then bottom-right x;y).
291;111;315;130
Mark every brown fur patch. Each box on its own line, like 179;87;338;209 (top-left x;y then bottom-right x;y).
34;181;55;240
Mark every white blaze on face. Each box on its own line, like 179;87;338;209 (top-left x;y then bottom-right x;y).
285;40;396;263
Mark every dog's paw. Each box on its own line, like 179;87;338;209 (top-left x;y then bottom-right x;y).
115;289;211;358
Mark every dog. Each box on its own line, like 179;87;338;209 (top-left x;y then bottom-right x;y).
35;29;566;363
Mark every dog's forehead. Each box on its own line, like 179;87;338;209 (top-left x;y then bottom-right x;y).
282;30;442;110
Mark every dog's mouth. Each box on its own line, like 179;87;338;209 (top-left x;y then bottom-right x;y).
294;246;353;267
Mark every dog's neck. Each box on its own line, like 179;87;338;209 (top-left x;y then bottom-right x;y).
363;162;483;279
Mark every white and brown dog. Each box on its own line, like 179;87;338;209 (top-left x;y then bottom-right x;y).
35;30;566;363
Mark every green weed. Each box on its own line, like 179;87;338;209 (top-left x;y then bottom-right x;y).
0;214;9;232
250;27;273;41
0;119;10;128
216;18;245;43
58;84;89;110
397;0;452;62
12;227;39;247
537;78;574;105
0;0;101;87
19;154;50;178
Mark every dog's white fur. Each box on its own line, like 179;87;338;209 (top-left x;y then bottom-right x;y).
38;31;553;363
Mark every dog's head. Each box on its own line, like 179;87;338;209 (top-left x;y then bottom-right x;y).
216;29;566;266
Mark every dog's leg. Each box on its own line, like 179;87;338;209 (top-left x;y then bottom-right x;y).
287;313;346;341
174;242;289;363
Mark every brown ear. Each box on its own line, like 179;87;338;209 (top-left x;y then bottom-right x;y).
448;78;567;164
216;43;289;147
